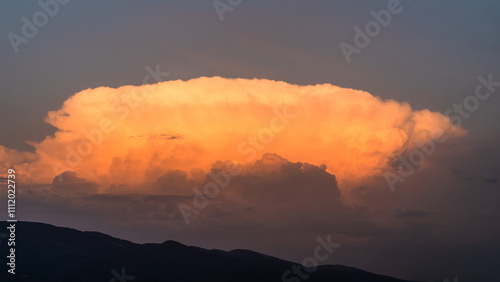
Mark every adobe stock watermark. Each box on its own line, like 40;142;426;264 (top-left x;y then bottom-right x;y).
385;73;500;191
7;0;71;54
178;106;296;224
282;235;340;282
213;0;243;22
109;267;135;282
444;277;458;282
340;0;412;64
51;64;170;182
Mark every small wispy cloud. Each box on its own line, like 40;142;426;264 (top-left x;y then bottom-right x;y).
129;134;184;140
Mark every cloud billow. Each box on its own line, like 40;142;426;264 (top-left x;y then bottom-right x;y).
1;77;465;192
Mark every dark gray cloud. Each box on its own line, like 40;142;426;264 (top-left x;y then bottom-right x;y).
485;178;498;184
51;171;98;197
4;144;498;281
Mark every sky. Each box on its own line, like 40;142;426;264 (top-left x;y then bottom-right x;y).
1;0;500;281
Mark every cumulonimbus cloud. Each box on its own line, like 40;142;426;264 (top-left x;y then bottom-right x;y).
1;77;465;190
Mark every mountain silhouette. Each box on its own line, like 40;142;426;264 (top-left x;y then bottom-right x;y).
0;221;428;282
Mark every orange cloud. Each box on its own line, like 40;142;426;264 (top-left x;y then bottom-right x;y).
0;145;37;179
3;77;466;190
